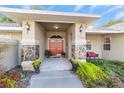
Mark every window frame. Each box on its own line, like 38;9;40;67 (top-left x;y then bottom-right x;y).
103;36;111;51
86;40;92;51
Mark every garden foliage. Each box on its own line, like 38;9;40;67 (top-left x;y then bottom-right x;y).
74;61;108;87
32;59;42;71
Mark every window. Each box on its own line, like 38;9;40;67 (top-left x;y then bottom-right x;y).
103;37;111;50
86;40;91;50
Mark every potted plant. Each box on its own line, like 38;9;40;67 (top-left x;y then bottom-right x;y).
32;59;42;73
61;52;66;57
45;50;51;58
70;60;78;72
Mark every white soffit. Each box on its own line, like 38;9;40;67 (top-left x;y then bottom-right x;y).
0;7;101;23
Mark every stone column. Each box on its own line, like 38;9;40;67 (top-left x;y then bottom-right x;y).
21;21;39;61
71;23;86;62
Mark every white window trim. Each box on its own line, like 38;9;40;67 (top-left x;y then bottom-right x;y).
103;36;111;51
86;40;92;51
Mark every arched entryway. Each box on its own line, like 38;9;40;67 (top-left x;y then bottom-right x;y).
48;35;64;55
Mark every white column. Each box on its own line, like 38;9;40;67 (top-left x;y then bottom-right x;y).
21;20;39;61
71;23;86;62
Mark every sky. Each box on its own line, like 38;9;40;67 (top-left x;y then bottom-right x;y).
1;5;124;26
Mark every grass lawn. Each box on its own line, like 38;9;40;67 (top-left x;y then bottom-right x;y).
73;60;124;88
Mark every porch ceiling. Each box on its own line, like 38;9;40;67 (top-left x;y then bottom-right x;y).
0;7;101;24
40;22;72;31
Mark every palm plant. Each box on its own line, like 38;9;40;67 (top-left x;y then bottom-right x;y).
30;5;43;10
0;15;14;23
103;19;124;27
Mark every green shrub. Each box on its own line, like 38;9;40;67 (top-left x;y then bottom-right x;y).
32;59;42;71
107;79;115;88
75;61;108;87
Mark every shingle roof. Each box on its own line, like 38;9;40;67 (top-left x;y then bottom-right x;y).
108;22;124;31
87;22;124;34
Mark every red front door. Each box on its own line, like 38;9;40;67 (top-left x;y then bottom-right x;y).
49;39;64;55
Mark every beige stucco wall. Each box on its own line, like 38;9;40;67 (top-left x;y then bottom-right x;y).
35;22;46;60
0;32;22;41
0;39;19;71
102;33;124;61
22;21;36;45
75;23;85;42
46;31;67;53
67;24;75;59
0;31;22;64
11;32;22;40
86;34;103;58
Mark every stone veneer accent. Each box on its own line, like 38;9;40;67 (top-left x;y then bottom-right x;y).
72;44;86;60
21;45;39;61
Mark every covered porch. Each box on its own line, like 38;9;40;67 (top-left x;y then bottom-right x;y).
34;21;74;60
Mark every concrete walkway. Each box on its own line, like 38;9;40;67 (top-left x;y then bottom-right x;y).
29;58;83;88
29;71;83;88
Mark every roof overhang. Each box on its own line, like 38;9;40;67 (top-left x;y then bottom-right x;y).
0;26;124;34
86;30;124;34
0;7;101;24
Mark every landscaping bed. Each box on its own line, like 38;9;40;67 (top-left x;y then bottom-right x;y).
72;60;124;88
0;59;42;88
0;66;32;88
90;60;124;88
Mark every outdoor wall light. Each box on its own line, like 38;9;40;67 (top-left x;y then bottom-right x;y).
79;24;84;32
54;25;58;29
25;22;30;31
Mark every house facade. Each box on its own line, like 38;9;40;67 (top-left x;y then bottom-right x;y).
0;7;124;64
